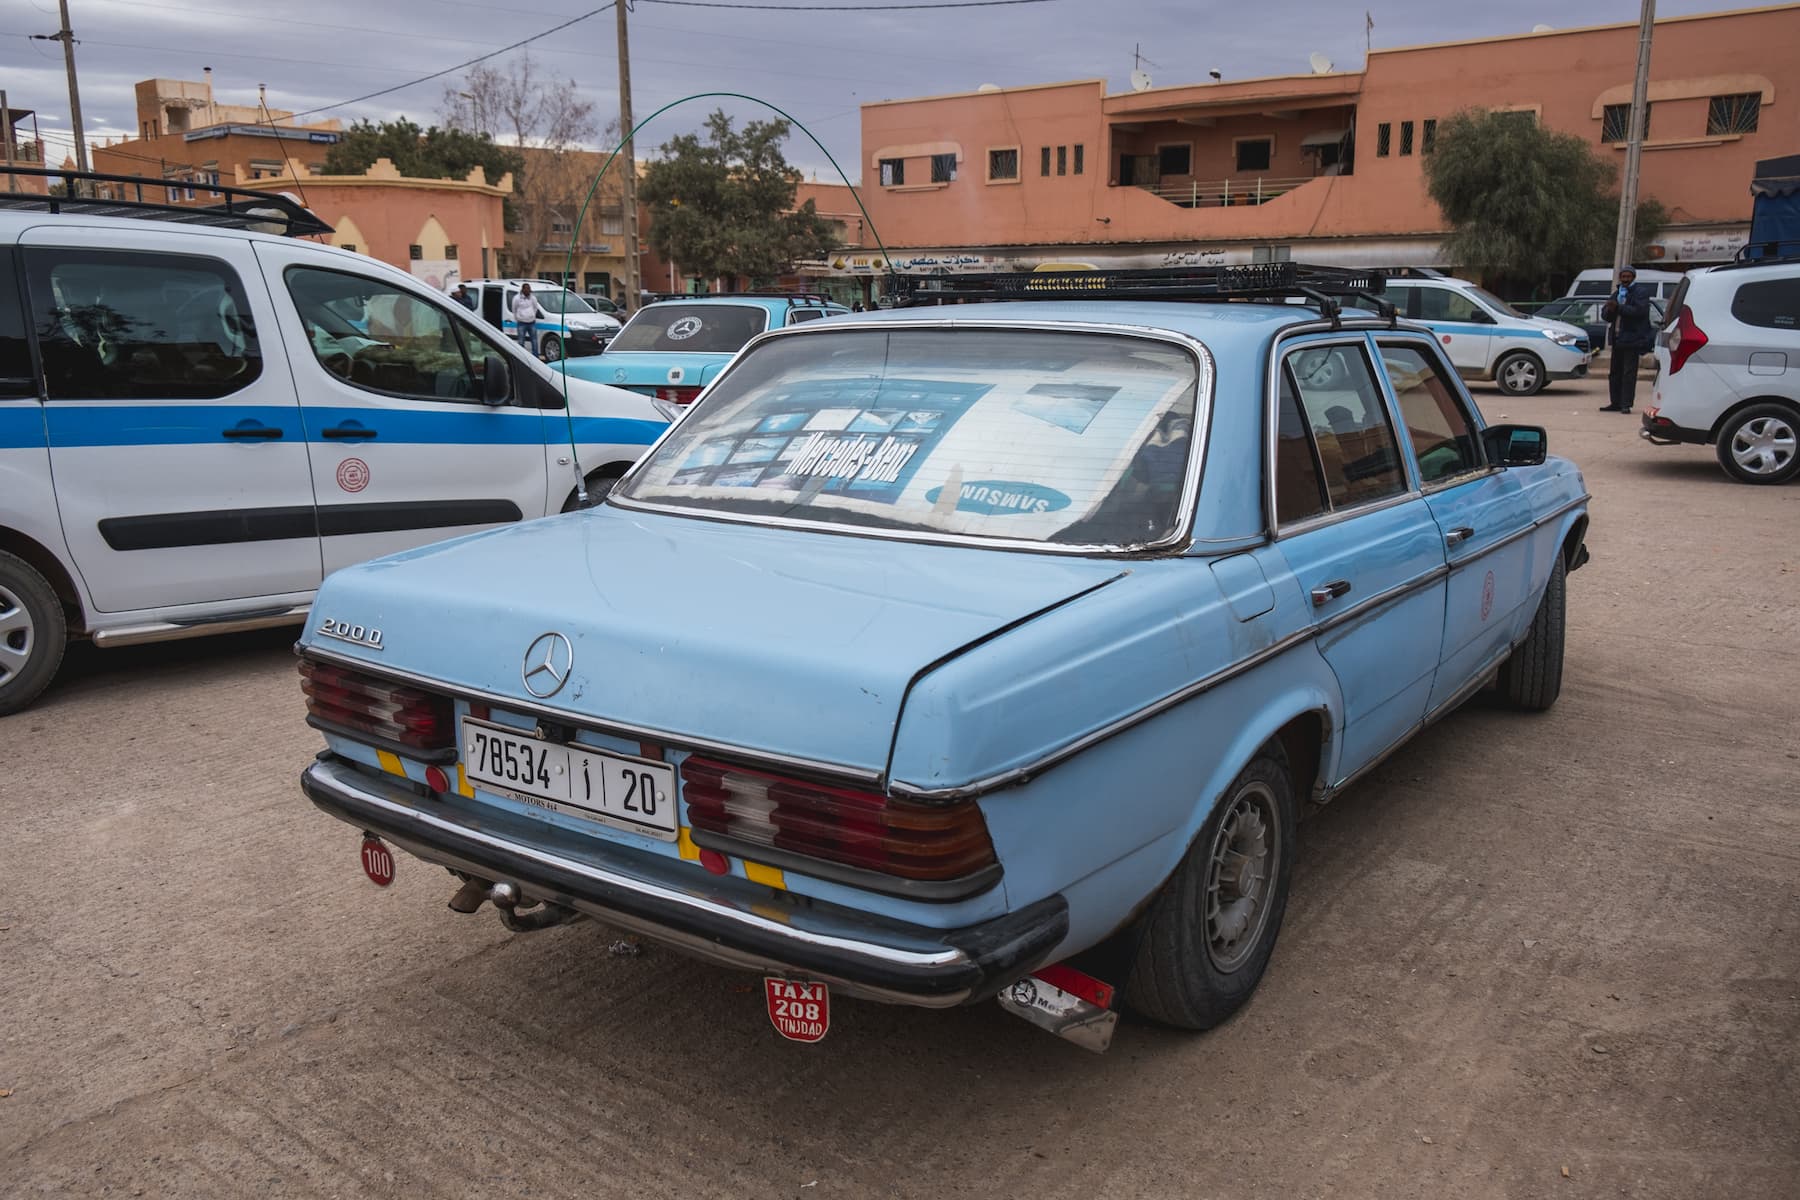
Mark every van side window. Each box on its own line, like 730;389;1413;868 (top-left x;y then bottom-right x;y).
1378;342;1484;484
1410;286;1487;323
1281;343;1409;510
1730;278;1800;330
0;259;34;398
24;248;261;400
286;267;479;401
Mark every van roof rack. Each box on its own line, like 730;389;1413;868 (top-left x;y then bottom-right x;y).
889;262;1390;323
0;166;333;238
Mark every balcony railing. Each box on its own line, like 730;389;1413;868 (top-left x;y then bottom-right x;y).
1135;176;1314;208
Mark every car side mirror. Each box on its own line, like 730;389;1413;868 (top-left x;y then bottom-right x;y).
1483;423;1547;467
482;355;510;405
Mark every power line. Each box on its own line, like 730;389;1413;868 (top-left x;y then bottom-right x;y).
640;0;1052;7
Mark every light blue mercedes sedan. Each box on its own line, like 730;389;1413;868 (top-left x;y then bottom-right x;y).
296;265;1589;1050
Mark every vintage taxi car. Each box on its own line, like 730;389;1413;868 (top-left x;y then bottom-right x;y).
296;266;1589;1044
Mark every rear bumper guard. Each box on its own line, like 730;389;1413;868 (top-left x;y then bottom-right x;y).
301;754;1066;1007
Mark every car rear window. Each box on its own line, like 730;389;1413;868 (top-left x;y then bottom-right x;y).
608;303;768;353
1729;277;1800;330
616;327;1202;549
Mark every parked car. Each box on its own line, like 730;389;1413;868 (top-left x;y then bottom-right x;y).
0;173;670;715
462;279;622;360
295;265;1590;1047
1566;266;1685;304
1642;253;1800;484
1532;295;1665;353
1354;275;1593;396
581;292;623;316
560;294;850;406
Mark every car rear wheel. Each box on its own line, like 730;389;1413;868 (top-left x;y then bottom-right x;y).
1715;403;1800;485
1494;351;1546;396
1497;553;1566;711
539;334;564;362
0;551;67;717
1122;742;1297;1030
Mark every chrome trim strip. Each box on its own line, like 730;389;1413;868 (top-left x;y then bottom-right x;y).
1273;489;1420;540
1314;563;1450;636
299;643;885;787
607;319;1218;558
94;606;309;647
1445;491;1590;571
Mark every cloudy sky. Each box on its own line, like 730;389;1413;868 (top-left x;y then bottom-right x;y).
2;0;1744;182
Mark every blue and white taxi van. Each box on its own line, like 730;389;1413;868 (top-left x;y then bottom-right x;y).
1357;274;1594;397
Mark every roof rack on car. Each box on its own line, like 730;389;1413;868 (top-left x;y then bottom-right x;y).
0;166;333;238
889;262;1391;326
1726;238;1800;267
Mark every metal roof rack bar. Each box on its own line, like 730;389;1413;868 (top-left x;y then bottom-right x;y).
0;166;333;238
889;262;1385;307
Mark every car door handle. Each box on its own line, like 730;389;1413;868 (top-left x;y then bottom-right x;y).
1445;525;1475;547
321;424;378;440
1310;579;1352;606
221;423;283;440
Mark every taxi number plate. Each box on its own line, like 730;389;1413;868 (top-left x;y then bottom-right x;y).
462;718;677;841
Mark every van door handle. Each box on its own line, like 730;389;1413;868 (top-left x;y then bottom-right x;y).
221;422;283;439
1310;579;1352;606
321;423;378;440
1446;525;1475;547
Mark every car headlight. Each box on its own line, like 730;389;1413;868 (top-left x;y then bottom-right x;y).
1542;329;1581;347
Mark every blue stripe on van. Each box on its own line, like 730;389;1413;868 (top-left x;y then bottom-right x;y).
0;404;47;450
28;404;663;449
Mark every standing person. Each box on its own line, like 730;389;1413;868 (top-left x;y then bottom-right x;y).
450;283;474;311
1601;267;1654;413
512;284;546;355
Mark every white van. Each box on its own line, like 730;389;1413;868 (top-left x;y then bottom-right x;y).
1565;267;1687;304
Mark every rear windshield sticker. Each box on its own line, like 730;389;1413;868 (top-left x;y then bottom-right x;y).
666;315;704;340
1016;383;1121;434
924;480;1072;516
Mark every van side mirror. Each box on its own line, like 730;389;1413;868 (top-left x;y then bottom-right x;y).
1483;423;1547;467
482;355;510;405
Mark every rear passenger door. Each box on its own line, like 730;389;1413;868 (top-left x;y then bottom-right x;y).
1270;336;1446;778
21;230;321;613
1375;338;1535;712
260;253;552;576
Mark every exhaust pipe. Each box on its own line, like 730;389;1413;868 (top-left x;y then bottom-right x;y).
486;880;581;933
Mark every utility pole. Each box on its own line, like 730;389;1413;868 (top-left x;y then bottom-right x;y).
1611;0;1655;279
52;0;89;172
1;91;17;194
615;0;641;314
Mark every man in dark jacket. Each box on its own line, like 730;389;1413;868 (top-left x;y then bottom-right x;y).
1601;267;1655;413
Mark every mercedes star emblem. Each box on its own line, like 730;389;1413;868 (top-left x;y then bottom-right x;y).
521;632;574;699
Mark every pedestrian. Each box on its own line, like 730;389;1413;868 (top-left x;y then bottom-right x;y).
512;283;546;355
450;283;474;311
851;300;865;313
1600;267;1654;413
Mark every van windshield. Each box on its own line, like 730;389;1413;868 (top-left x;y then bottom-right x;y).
616;327;1202;549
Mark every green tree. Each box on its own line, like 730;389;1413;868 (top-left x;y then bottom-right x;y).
1424;109;1666;285
324;118;521;188
639;110;839;283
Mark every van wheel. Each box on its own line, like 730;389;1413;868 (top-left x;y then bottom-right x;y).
1715;403;1800;485
1122;742;1297;1030
1497;554;1566;711
0;551;67;716
1495;351;1546;396
561;467;625;512
539;334;564;362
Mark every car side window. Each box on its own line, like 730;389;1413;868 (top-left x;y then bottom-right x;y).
1378;342;1485;485
1413;286;1486;324
285;267;479;402
24;247;261;400
1274;369;1329;524
787;309;824;324
1281;342;1409;510
455;315;515;398
0;260;35;398
1730;278;1800;330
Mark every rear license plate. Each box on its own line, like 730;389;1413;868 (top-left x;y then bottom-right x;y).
461;717;677;841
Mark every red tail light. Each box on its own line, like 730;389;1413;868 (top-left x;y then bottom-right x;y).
653;386;702;404
300;659;454;753
679;756;996;883
1668;306;1708;375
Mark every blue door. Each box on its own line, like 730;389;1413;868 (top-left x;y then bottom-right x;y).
1270;337;1447;778
1374;339;1538;712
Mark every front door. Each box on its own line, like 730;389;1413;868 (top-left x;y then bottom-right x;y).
1403;284;1495;376
1375;338;1538;711
258;249;553;576
1270;336;1446;777
21;231;321;613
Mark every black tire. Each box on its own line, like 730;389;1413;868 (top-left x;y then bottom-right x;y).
1494;351;1547;397
560;467;625;513
1497;553;1566;711
1714;402;1800;485
1123;742;1298;1030
539;334;563;362
0;551;68;717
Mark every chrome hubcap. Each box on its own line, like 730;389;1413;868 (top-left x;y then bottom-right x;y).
1502;359;1538;391
1205;781;1280;974
0;583;34;685
1730;416;1796;476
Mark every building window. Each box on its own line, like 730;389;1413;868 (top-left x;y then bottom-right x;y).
341;244;357;253
443;243;458;259
1056;146;1068;176
1252;245;1292;263
1708;93;1760;135
1073;144;1084;175
1158;144;1191;176
988;147;1019;181
1601;103;1657;143
408;245;423;261
879;157;905;187
1040;146;1052;176
600;208;625;236
1376;122;1391;157
1399;121;1414;156
1235;138;1272;172
1422;119;1437;154
931;152;957;183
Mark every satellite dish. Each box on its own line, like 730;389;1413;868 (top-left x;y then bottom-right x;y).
1532;23;1554;32
1130;69;1152;92
1309;52;1333;74
977;83;1001;92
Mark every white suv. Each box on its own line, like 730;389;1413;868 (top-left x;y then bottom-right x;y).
0;175;671;714
1643;256;1800;485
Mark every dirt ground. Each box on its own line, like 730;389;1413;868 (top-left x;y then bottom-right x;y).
2;373;1796;1199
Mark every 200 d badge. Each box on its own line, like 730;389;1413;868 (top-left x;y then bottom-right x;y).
317;617;383;649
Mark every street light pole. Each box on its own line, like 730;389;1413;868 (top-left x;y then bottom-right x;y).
615;0;641;314
1611;0;1656;279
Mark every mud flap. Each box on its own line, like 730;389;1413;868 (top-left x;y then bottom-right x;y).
996;963;1118;1053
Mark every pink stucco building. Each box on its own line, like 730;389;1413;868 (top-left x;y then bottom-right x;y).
848;4;1797;281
